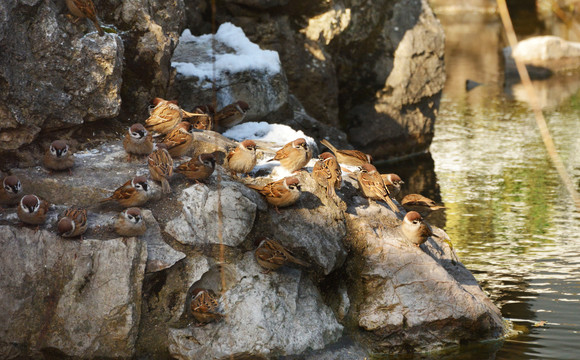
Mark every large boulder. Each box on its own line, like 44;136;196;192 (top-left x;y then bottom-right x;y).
0;226;147;358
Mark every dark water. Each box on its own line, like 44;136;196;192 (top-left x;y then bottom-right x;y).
384;7;580;359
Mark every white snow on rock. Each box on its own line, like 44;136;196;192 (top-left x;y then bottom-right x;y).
172;23;281;85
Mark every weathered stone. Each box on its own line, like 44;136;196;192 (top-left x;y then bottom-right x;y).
0;0;124;151
141;209;187;273
343;175;506;352
171;24;289;121
0;226;147;358
165;180;259;247
168;252;343;359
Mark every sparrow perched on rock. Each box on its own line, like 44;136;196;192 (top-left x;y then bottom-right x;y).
254;237;310;273
356;164;399;213
401;211;438;247
123;123;154;160
43;140;75;172
215;101;250;130
145;98;184;135
175;153;216;183
269;138;311;173
100;176;150;208
190;288;224;325
17;194;49;226
186;104;215;130
148;144;174;194
162;121;194;158
66;0;104;36
247;177;301;213
312;152;342;198
320;139;372;167
226;140;257;177
57;207;88;238
114;207;147;237
381;173;404;198
401;194;445;217
0;175;22;207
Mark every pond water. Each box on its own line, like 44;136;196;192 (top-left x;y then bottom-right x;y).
384;8;580;360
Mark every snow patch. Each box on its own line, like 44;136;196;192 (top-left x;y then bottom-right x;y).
172;23;281;85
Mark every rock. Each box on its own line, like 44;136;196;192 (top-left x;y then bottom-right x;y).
344;190;506;352
141;209;186;273
165;180;259;247
0;0;124;152
0;226;147;358
168;252;343;359
171;23;289;122
510;36;580;72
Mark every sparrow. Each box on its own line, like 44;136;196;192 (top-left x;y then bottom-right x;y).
247;177;301;213
381;173;404;198
190;288;224;325
226;140;257;177
312;152;342;198
162;121;194;158
114;207;147;237
145;98;183;135
123;123;154;160
269;138;311;173
100;176;150;208
0;175;22;207
254;237;310;273
401;211;438;247
185;104;214;130
43;140;75;172
57;206;88;239
356;163;399;213
66;0;104;36
148;144;174;194
215;101;250;130
175;153;216;183
17;194;50;226
320;139;372;167
401;194;445;217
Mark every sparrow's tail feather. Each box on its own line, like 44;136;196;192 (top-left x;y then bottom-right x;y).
93;19;104;36
383;195;400;213
320;139;337;154
289;255;310;268
161;179;171;194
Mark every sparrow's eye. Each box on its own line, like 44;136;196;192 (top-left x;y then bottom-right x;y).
4;185;9;191
413;220;419;224
61;147;68;155
127;214;134;220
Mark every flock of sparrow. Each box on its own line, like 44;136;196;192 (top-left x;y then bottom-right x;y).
1;95;446;325
3;0;448;326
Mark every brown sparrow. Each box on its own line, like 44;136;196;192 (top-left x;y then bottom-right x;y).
247;177;301;213
145;98;183;135
66;0;104;36
269;138;311;173
401;194;445;217
190;288;224;325
175;153;216;183
114;207;147;237
356;164;399;213
100;176;150;208
254;237;310;273
185;104;215;130
17;194;50;225
381;173;404;198
215;101;250;130
148;144;174;194
162;121;194;158
320;139;372;167
0;175;22;207
401;211;438;247
57;206;88;238
123;123;154;160
226;140;257;177
312;152;342;198
43;140;75;172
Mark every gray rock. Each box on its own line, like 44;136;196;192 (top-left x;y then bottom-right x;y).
0;226;147;358
141;209;186;273
168;252;343;359
171;24;289;122
344;200;507;352
0;0;123;151
165;180;258;247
